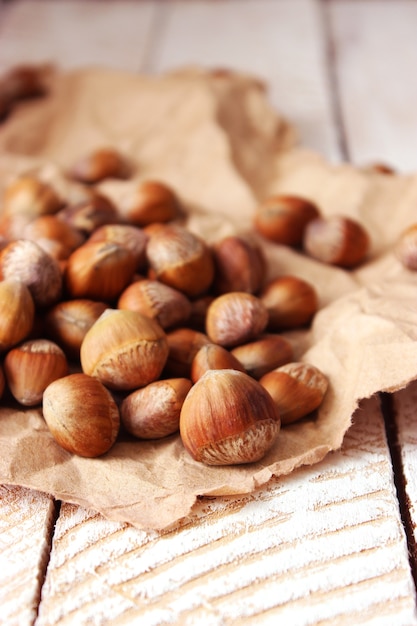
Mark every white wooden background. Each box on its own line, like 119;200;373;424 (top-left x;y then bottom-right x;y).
1;1;417;625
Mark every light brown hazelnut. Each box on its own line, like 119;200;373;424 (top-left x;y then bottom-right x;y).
0;239;63;307
121;378;192;439
254;195;320;246
180;369;281;465
23;214;86;260
87;223;148;270
45;299;108;360
80;309;169;390
146;223;215;297
303;215;370;268
4;338;69;406
0;279;34;352
205;292;268;348
120;180;180;226
230;334;293;379
259;362;328;425
118;279;192;329
211;234;266;294
164;327;211;377
2;176;62;219
0;64;48;102
57;192;120;235
65;241;137;301
190;343;245;383
42;372;120;457
260;275;319;330
70;147;131;184
395;223;417;271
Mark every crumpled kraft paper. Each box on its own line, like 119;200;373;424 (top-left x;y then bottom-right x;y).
0;66;416;531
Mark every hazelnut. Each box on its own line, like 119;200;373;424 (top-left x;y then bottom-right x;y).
65;241;137;301
190;343;245;383
57;192;120;235
80;309;169;390
254;195;320;246
179;369;281;465
4;339;69;406
87;223;148;270
164;328;211;377
0;279;34;352
395;223;417;271
230;334;293;379
70;147;131;184
260;275;319;330
0;239;63;308
146;223;215;297
303;215;370;268
211;235;266;294
2;177;62;219
23;214;86;260
205;292;268;348
45;299;108;360
259;362;328;425
120;180;180;226
0;65;48;103
42;373;120;457
118;279;192;329
120;378;192;439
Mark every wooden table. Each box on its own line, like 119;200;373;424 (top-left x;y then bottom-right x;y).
1;1;417;624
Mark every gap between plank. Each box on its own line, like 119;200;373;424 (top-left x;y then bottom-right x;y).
381;392;417;592
320;0;349;161
34;499;61;625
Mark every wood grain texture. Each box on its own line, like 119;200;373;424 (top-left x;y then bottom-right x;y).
328;0;417;172
150;0;340;160
36;398;417;625
0;0;159;73
0;486;56;626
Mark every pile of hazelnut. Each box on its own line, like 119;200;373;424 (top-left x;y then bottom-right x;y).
0;145;388;468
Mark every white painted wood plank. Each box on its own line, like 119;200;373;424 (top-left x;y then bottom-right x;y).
0;485;56;626
328;0;417;172
150;0;340;160
36;397;417;626
0;0;159;73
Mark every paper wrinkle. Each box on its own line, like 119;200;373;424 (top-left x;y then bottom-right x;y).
0;66;416;530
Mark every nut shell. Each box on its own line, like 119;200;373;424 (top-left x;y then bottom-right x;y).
4;338;69;406
42;373;120;457
205;292;268;348
121;378;192;439
146;223;214;297
260;275;318;330
230;334;293;379
0;239;63;308
118;279;192;329
212;235;266;294
254;195;320;246
80;309;169;390
259;362;328;424
0;279;35;351
180;369;281;465
303;215;370;268
65;241;137;301
190;343;245;383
